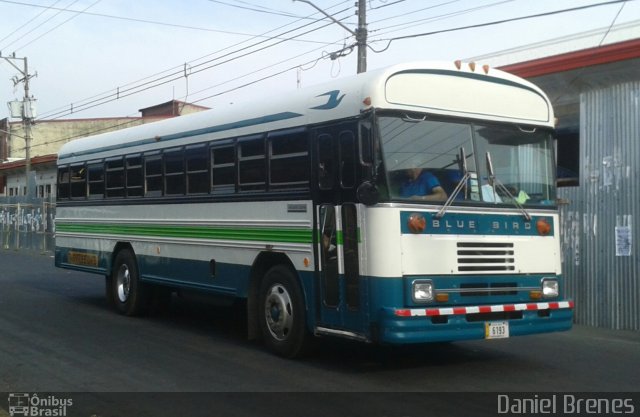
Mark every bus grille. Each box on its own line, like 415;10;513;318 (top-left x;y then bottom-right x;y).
457;242;515;272
459;283;518;296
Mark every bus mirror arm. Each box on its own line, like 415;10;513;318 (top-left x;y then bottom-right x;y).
357;181;379;206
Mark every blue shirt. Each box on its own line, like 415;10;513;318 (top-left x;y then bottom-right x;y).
400;171;441;198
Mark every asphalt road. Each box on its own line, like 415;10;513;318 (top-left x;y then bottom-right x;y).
0;250;639;416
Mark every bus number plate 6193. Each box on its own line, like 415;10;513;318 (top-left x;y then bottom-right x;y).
485;321;509;339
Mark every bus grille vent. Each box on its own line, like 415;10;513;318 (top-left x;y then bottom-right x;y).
456;242;515;272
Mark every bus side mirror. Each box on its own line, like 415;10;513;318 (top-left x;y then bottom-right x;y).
357;181;379;206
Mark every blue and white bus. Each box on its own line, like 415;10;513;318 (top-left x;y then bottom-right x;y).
55;61;574;357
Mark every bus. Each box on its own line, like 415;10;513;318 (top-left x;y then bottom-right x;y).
55;61;574;357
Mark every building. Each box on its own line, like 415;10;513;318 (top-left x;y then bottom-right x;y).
475;24;640;331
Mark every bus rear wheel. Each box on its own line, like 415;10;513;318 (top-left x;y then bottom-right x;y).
258;265;310;358
111;248;149;316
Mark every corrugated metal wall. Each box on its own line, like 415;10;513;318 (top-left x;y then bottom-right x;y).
559;80;640;330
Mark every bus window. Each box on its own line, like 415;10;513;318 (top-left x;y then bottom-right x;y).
105;158;125;198
186;145;209;195
145;153;162;196
269;131;309;190
57;166;70;200
317;134;335;190
339;131;356;189
359;121;373;166
320;205;339;307
342;204;360;309
70;164;87;199
211;145;236;193
126;156;143;197
164;148;185;195
88;162;104;199
239;137;266;191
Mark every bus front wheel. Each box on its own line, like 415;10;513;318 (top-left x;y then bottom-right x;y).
111;248;149;316
258;265;310;358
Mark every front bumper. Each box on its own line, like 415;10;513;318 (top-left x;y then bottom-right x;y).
378;301;574;344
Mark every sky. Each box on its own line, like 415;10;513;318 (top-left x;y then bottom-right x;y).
0;0;639;121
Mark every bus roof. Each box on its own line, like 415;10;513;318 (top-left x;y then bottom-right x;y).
58;61;554;164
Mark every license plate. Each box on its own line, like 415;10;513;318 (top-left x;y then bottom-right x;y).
485;321;509;339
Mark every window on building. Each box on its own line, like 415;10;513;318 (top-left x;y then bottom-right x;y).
556;129;579;187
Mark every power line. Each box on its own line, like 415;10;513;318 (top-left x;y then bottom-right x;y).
369;0;632;53
0;0;337;45
37;8;354;120
369;0;407;11
368;0;461;25
369;0;514;34
12;50;333;152
206;0;306;19
0;0;63;46
0;0;82;52
13;0;102;52
35;0;352;119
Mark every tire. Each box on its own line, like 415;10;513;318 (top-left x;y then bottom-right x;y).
258;265;310;358
110;248;149;316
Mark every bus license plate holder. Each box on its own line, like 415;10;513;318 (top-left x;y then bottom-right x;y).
485;321;509;339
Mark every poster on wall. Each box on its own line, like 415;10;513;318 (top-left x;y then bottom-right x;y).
615;226;632;257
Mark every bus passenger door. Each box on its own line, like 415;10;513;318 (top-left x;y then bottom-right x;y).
317;204;364;336
315;123;367;339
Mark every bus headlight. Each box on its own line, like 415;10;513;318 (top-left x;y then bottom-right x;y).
412;280;434;303
541;278;559;298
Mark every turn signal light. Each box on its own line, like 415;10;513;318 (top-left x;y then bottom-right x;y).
435;293;449;302
407;213;426;233
537;218;552;236
529;290;543;300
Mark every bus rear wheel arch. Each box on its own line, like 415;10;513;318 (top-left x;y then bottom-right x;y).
257;265;311;358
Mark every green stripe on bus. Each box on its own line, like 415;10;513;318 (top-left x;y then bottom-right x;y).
56;223;313;244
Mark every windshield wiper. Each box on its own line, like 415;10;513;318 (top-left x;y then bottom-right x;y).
436;147;470;219
485;152;531;221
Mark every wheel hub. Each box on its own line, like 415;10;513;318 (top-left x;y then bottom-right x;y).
116;264;131;303
264;284;293;341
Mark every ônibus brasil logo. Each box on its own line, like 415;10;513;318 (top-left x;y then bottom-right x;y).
7;393;73;417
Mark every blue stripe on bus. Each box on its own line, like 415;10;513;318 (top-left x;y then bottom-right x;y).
400;211;555;236
60;111;304;159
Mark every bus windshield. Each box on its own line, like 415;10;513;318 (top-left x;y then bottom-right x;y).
377;114;556;207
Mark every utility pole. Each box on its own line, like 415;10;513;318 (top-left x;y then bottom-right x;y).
2;52;36;198
355;0;367;73
294;0;367;73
